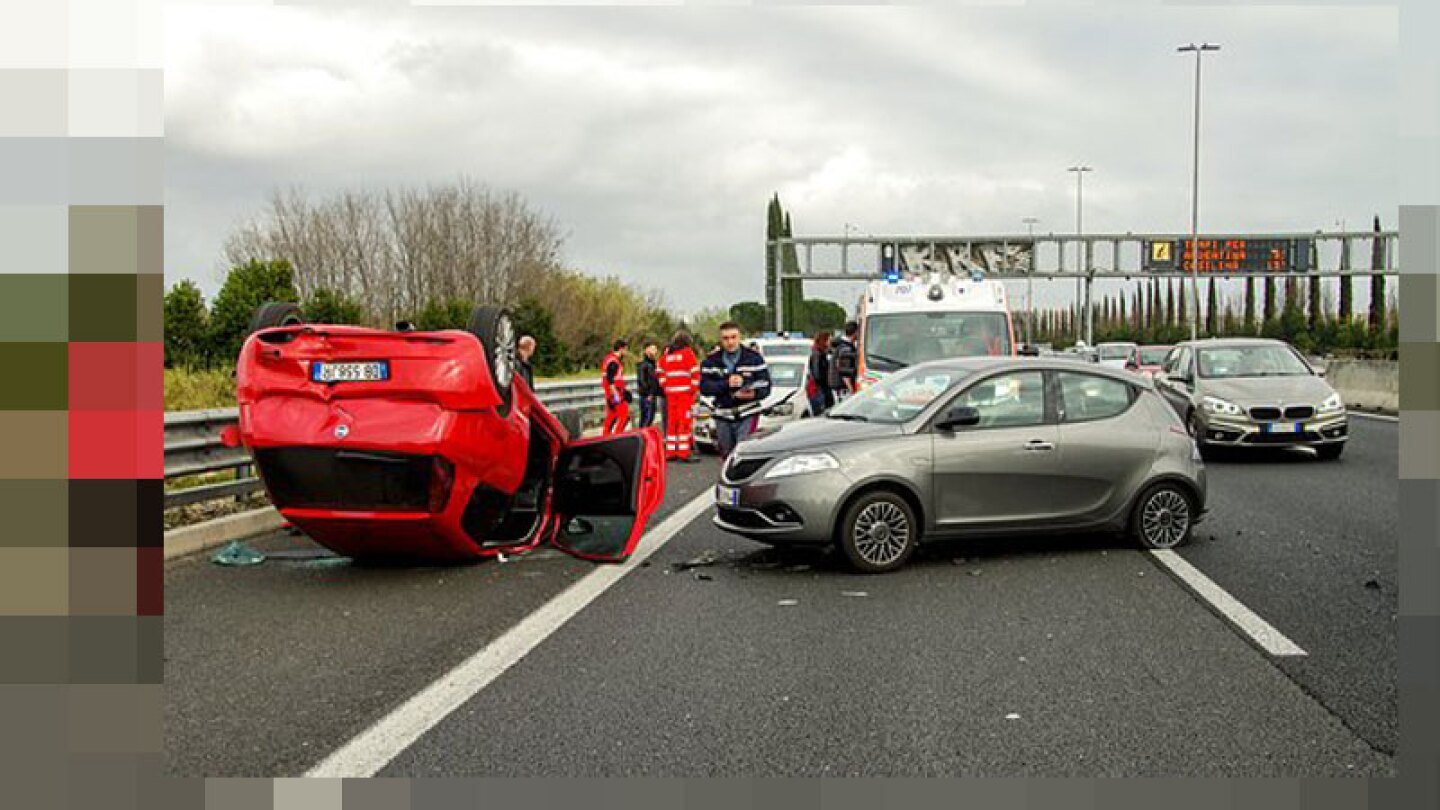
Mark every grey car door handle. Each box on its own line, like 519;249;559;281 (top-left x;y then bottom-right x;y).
1023;440;1055;452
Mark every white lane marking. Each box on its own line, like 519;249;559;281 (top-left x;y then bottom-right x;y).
305;490;715;778
1347;410;1398;422
1148;549;1307;657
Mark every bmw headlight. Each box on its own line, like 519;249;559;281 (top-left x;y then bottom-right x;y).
1319;392;1344;414
764;452;839;479
1202;396;1243;416
771;402;794;417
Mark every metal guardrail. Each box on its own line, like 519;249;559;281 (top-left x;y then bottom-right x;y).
164;378;625;511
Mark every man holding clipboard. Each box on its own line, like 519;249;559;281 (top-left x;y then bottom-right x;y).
699;321;772;459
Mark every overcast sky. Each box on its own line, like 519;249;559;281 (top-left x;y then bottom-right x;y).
165;3;1398;318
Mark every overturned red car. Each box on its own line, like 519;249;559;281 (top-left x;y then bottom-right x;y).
223;302;665;563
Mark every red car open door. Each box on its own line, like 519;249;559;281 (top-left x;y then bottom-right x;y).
550;426;666;562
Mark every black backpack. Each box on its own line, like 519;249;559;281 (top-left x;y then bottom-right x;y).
829;338;857;389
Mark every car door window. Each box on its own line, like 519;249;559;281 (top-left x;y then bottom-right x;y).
947;371;1046;428
1057;372;1137;423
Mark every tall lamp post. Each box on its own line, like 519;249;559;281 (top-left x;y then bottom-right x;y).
1022;216;1040;346
1067;165;1092;345
1179;42;1219;342
841;222;858;274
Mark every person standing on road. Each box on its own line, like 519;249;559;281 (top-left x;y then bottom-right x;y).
658;332;700;462
636;343;662;429
830;320;859;400
516;335;537;390
806;331;835;416
700;322;771;459
600;339;631;435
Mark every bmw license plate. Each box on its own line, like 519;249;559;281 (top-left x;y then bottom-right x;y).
1261;422;1301;433
311;361;389;383
715;485;739;507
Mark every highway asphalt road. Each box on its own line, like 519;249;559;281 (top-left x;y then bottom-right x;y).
165;416;1396;777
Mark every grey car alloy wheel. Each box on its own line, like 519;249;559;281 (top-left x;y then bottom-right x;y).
1139;487;1191;549
852;501;912;567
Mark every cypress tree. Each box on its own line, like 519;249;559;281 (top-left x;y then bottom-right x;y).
765;195;782;330
780;210;804;332
1177;279;1189;335
1369;216;1386;336
1244;277;1256;334
1165;280;1176;328
1263;276;1277;324
1308;274;1322;333
1206;277;1218;336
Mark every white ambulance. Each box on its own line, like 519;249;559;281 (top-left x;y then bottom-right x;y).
855;269;1017;387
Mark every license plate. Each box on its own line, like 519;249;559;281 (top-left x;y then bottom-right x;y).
311;361;389;383
715;485;739;507
1262;422;1300;433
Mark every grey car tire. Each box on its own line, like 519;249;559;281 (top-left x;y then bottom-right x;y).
837;490;919;574
1130;482;1195;550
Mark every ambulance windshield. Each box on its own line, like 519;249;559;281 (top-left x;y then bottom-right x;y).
863;311;1011;371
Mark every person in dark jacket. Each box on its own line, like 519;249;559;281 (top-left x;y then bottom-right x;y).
699;322;770;458
516;335;536;390
636;343;662;429
806;331;835;416
830;320;860;399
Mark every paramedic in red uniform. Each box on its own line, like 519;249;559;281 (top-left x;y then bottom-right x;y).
658;331;700;462
600;339;631;435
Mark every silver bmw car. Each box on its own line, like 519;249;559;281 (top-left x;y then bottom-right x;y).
712;357;1207;573
1153;338;1348;460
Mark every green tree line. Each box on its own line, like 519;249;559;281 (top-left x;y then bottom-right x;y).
164;259;682;377
1021;274;1398;356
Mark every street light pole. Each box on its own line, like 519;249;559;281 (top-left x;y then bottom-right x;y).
1067;165;1092;345
1179;42;1219;342
842;222;857;274
1022;217;1039;346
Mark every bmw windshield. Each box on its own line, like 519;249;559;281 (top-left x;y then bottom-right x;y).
1197;345;1313;378
863;312;1010;372
828;365;972;424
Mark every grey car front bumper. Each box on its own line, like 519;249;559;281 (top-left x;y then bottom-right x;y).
1194;410;1348;448
711;466;848;545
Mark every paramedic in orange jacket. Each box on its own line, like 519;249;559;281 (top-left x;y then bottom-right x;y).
600;339;631;435
657;331;700;461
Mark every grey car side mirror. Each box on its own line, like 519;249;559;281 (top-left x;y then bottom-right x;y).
936;405;982;431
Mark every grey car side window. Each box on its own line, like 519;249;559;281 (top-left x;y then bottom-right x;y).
945;371;1047;429
1056;372;1137;423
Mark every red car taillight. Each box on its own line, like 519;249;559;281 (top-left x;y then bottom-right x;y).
428;457;455;514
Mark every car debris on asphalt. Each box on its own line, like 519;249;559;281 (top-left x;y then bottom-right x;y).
211;541;265;566
672;550;719;571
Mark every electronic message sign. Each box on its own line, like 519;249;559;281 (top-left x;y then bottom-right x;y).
1144;238;1313;273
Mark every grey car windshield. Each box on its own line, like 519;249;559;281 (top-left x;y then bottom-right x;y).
1197;345;1312;378
828;365;971;424
863;312;1010;371
1098;344;1133;360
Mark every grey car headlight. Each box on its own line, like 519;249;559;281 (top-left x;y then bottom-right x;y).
764;452;839;479
1202;395;1243;416
1319;392;1344;413
770;402;794;417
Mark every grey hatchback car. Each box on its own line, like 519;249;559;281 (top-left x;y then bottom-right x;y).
1153;338;1348;460
712;357;1207;573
